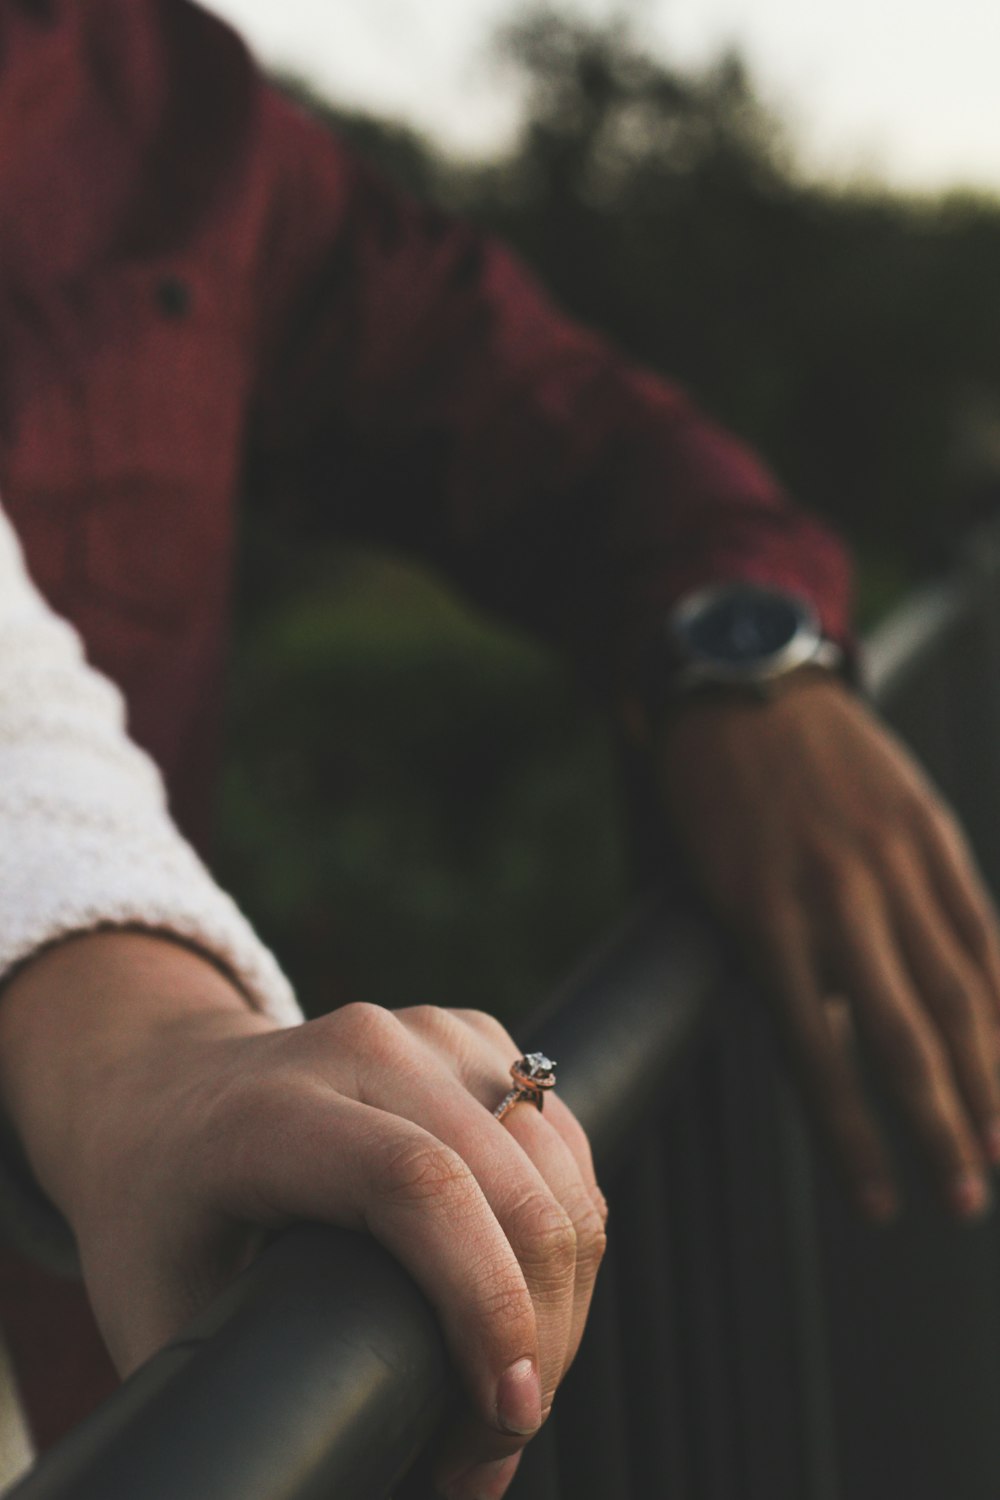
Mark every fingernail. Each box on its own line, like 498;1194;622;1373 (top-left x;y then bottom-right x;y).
985;1120;1000;1165
496;1357;541;1436
438;1454;521;1500
952;1169;991;1220
859;1181;898;1224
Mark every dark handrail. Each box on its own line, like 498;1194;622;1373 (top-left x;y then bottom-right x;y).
10;900;722;1500
863;572;971;706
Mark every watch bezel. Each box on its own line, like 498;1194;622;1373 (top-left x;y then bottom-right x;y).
667;583;829;688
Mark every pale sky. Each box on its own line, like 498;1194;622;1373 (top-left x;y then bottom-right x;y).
202;0;1000;195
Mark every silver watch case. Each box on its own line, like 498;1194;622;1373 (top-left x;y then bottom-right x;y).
667;583;843;694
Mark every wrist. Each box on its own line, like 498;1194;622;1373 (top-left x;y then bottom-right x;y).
625;661;851;753
0;930;272;1231
623;582;853;749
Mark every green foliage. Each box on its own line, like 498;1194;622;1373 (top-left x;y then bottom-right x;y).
221;12;1000;1016
219;550;626;1020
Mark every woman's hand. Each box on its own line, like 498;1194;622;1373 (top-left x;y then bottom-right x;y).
0;932;606;1500
655;672;1000;1226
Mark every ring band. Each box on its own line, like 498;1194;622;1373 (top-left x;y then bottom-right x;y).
493;1052;557;1122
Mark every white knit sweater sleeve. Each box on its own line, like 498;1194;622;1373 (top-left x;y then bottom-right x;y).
0;503;303;1266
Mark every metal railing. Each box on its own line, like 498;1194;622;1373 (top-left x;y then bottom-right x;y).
12;526;1000;1500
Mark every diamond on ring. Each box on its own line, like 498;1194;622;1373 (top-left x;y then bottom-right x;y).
493;1051;558;1122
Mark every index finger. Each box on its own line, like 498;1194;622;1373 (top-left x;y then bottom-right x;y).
218;1085;543;1444
751;898;898;1223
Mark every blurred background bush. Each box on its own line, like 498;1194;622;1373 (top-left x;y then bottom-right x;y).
216;8;1000;1021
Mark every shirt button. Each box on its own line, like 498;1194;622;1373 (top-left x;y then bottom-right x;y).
156;277;192;320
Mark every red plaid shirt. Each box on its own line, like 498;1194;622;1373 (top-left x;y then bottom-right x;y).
0;0;852;847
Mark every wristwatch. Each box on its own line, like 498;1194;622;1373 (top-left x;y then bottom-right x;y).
629;582;845;739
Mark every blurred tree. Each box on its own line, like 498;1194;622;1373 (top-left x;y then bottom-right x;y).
472;11;1000;580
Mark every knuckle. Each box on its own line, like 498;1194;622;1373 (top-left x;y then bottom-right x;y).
375;1135;473;1207
578;1214;608;1275
400;1003;441;1029
559;1181;607;1267
509;1192;578;1279
334;1000;402;1049
592;1186;610;1229
399;1004;467;1049
453;1008;515;1048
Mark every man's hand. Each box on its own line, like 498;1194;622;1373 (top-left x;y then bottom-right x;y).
655;672;1000;1225
0;933;606;1500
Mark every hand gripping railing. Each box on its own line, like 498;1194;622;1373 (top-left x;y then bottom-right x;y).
9;900;719;1500
11;528;1000;1500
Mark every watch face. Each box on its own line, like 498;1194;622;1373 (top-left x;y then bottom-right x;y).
674;586;815;669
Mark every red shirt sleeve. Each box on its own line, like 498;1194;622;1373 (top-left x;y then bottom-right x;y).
247;88;854;694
